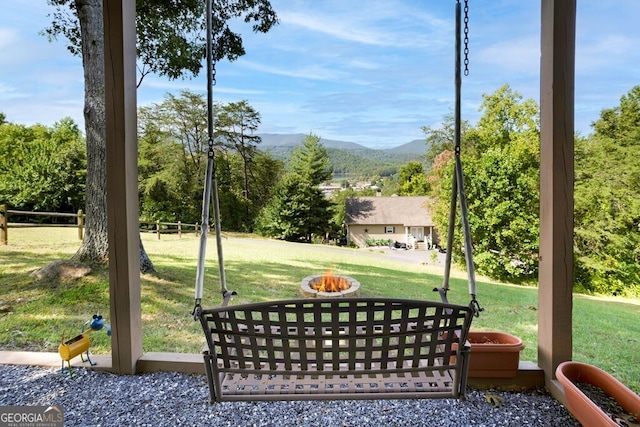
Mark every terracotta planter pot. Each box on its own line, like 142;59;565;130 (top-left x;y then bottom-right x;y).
466;331;524;378
556;361;640;427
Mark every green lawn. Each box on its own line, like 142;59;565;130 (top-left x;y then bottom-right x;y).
1;227;638;393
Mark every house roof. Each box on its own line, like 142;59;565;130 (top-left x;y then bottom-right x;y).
345;196;434;226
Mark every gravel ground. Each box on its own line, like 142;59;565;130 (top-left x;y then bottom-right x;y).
0;365;580;426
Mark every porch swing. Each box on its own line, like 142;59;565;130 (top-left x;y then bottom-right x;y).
193;0;482;403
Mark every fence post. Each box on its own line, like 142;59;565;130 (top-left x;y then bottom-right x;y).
77;209;84;240
0;204;7;245
178;221;182;238
156;220;161;240
196;222;200;237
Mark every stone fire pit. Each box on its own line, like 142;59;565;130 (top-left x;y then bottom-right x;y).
300;274;361;298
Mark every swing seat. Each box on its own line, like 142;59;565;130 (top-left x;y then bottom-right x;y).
198;297;474;403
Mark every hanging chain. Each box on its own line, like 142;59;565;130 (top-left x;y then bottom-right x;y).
463;0;470;76
210;0;218;88
211;59;217;88
207;12;217;161
207;59;217;161
206;0;218;161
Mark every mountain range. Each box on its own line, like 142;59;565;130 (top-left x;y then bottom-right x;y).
256;133;427;177
257;133;426;154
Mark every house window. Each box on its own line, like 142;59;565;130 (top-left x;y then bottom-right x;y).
385;226;394;234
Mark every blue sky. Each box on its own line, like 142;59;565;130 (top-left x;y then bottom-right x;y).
1;1;639;149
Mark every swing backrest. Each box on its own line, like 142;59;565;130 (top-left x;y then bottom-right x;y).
199;297;474;402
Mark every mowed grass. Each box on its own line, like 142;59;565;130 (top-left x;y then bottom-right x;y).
1;226;638;393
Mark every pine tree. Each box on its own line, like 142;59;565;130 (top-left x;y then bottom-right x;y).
257;134;334;242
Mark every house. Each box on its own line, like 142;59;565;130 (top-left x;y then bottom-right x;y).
345;196;437;248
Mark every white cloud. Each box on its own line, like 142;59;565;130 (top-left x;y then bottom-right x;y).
280;11;388;47
0;27;19;49
235;58;349;83
0;82;23;100
276;0;447;50
476;36;539;74
577;35;636;71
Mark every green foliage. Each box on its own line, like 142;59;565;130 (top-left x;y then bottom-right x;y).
574;86;640;297
288;133;333;185
422;112;473;166
137;90;208;224
327;147;415;177
328;189;349;228
0;118;85;213
430;84;540;282
424;83;639;296
138;92;282;231
398;161;430;195
216;150;283;232
463;137;540;280
264;145;418;179
257;134;334;241
472;85;539;152
365;238;393;247
216;100;262;203
216;151;253;231
44;0;279;85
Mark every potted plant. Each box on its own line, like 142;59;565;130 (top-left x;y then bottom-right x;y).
465;331;524;378
556;361;640;427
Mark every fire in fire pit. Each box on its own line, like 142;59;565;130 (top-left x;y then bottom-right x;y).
312;272;350;293
300;273;360;298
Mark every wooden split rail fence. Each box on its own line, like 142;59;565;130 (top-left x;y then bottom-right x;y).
0;204;199;245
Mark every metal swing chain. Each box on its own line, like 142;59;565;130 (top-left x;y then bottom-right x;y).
207;59;216;162
463;0;470;76
207;8;218;162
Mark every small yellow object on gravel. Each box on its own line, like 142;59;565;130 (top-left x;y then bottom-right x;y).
485;393;504;407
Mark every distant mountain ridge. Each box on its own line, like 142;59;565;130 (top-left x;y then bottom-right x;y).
256;133;427;177
257;133;426;155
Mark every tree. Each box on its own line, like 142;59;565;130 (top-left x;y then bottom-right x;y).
138;93;282;231
471;85;539;152
257;134;334;242
216;100;262;200
138;90;209;224
397;161;429;196
429;84;540;282
574;86;640;296
288;133;333;185
0;118;85;213
138;104;199;224
215;149;284;232
422;112;473;167
43;0;278;272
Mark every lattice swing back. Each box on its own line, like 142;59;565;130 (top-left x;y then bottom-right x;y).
200;298;474;401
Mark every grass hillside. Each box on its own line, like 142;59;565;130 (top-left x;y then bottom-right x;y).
1;227;638;393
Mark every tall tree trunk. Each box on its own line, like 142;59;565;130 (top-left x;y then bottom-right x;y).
71;0;155;273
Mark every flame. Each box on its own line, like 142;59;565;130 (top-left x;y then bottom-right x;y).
312;271;350;293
